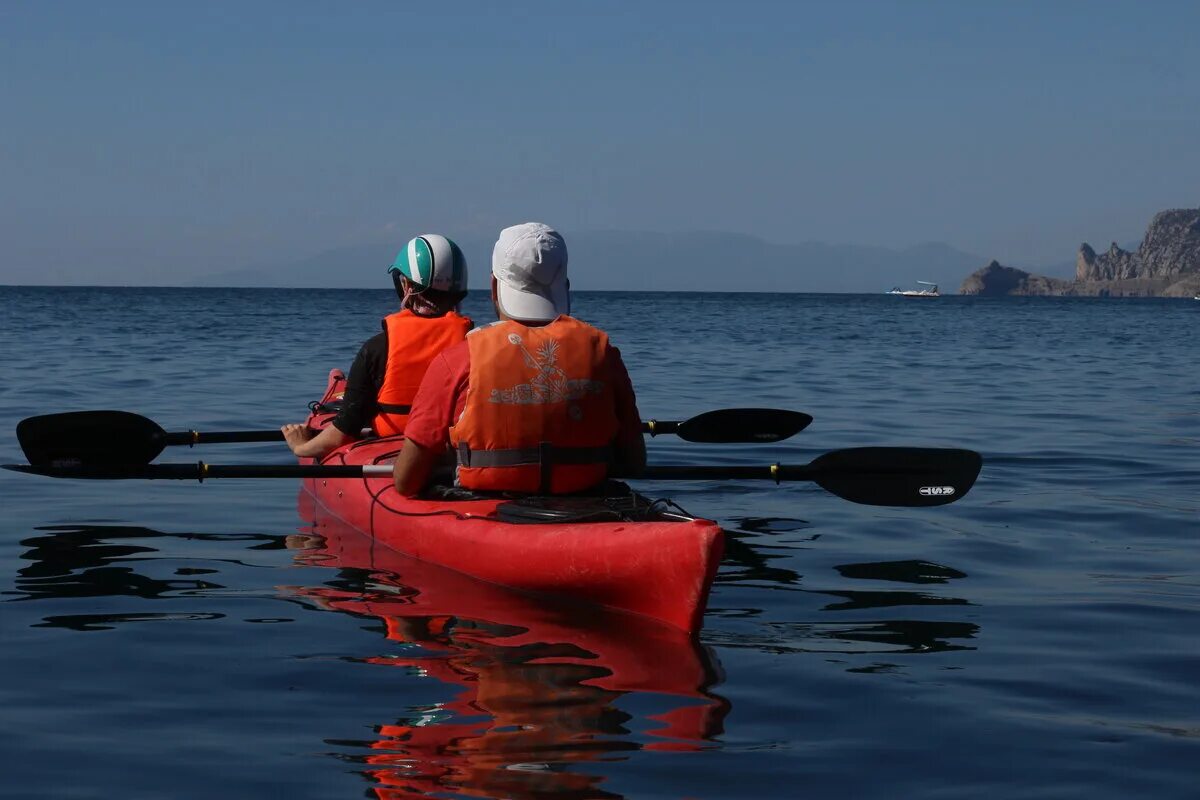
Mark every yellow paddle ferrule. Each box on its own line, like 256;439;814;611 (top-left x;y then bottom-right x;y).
198;461;209;483
191;430;200;446
770;463;781;484
647;419;658;437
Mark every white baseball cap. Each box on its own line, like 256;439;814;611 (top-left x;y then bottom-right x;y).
491;222;569;322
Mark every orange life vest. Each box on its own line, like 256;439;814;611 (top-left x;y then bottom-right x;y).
373;310;472;437
449;317;619;494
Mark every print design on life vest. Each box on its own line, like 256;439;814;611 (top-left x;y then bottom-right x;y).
488;333;605;405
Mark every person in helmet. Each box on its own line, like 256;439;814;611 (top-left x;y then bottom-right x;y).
391;222;645;496
282;234;473;458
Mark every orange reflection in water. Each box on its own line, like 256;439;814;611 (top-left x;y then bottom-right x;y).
289;491;728;799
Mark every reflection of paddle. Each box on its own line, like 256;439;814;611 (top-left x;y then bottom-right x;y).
14;408;812;469
5;446;982;507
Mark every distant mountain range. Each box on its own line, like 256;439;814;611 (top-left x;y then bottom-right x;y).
195;231;1070;294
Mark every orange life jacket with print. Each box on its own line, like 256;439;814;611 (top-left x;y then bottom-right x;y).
373;310;472;437
449;317;619;494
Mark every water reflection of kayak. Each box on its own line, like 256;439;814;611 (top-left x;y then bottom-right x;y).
288;492;729;798
299;369;723;633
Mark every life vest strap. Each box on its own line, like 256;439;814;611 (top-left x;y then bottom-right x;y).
376;403;412;415
455;442;612;468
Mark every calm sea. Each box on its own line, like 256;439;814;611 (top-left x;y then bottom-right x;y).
1;286;1197;799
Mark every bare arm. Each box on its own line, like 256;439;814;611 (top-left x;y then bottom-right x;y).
282;423;355;459
392;437;440;497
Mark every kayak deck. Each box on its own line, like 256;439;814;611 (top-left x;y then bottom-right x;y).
300;369;723;632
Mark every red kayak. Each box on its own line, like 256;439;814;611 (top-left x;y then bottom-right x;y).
299;369;723;633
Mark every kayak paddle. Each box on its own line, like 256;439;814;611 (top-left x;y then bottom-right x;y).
3;446;982;507
15;408;813;467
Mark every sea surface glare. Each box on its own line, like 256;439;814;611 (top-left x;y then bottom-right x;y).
1;286;1197;799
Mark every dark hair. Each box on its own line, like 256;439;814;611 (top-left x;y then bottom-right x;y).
392;272;467;317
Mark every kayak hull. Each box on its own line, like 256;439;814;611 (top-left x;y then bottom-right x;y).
300;369;723;633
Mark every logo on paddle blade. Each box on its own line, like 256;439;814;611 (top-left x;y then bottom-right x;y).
919;486;956;496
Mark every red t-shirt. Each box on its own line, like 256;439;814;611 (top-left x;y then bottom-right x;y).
404;336;643;459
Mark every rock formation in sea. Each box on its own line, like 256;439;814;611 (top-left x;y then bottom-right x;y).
957;261;1074;296
959;208;1200;297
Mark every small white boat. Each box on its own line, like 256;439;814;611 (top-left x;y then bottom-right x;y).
886;281;940;298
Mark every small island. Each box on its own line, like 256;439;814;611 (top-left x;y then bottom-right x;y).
959;208;1200;297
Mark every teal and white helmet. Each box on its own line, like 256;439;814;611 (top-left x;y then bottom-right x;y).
389;234;468;293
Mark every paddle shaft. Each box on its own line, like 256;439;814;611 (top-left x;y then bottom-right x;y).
157;423;702;444
9;463;807;481
4;445;981;506
160;428;374;446
6;463;811;481
164;417;791;443
3;462;396;480
8;452;970;485
643;464;812;482
161;430;286;446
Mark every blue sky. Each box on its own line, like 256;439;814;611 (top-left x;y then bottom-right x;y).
2;0;1197;285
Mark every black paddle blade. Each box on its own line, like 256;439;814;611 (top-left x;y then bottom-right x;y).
16;410;167;468
674;408;813;443
803;447;982;507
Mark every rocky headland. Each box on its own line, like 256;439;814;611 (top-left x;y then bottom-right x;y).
959;208;1200;297
958;261;1074;296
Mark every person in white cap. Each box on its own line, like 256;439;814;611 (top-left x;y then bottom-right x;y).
392;222;645;496
282;234;473;458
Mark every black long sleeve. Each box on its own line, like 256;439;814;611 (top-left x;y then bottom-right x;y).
331;331;388;435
